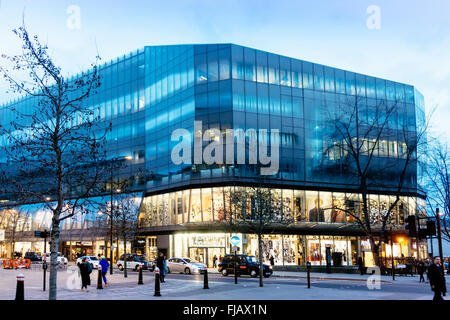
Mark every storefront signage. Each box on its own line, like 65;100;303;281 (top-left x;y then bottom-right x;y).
230;236;241;246
189;234;226;247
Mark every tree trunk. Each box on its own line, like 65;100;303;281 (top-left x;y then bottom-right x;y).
258;232;263;287
49;219;60;300
369;237;381;268
123;236;127;278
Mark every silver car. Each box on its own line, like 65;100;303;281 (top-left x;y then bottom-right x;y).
167;257;207;274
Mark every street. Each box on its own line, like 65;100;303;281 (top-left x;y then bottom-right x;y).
0;265;442;300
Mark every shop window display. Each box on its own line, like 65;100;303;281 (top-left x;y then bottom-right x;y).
308;199;325;222
213;188;225;221
261;236;283;265
398;197;408;224
368;195;380;225
390;196;399;225
183;191;189;223
307;236;321;265
190;189;202;222
319;192;332;222
331;193;346;223
320;236;333;265
202;188;213;222
333;236;349;266
294;190;305;222
137;188;420;228
151;197;157;226
282;235;298;265
345;193;360;223
379;195;392;225
176;191;183;224
282;190;293;220
272;189;282;220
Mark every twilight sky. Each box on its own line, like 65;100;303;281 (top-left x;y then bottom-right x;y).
0;0;449;141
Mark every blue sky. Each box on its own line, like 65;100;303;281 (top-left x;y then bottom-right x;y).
0;0;449;140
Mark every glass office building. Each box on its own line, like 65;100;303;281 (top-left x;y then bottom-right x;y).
0;44;428;268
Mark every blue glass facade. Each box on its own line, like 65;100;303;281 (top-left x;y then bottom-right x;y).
0;44;428;266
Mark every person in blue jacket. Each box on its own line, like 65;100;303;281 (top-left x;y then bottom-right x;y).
99;256;110;287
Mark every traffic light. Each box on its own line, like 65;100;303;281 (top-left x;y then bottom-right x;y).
418;219;437;239
405;215;417;237
426;220;436;237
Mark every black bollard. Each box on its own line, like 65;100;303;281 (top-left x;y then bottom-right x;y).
15;274;24;300
138;265;144;285
306;261;311;289
97;266;103;290
154;268;161;296
203;269;209;289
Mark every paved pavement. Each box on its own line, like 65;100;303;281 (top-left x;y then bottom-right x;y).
0;265;444;300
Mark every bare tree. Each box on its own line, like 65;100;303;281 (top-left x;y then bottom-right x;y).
425;137;450;243
322;95;430;267
96;168;149;275
0;24;109;300
225;179;294;287
113;193;140;277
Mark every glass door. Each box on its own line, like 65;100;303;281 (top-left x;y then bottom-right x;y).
189;247;207;265
207;247;225;268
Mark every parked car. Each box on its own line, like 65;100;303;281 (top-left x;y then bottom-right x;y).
76;256;100;269
24;251;42;262
42;252;68;265
167;257;207;274
218;254;272;278
117;253;154;271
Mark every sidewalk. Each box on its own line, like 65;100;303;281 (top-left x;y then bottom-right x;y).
0;267;435;300
207;268;446;283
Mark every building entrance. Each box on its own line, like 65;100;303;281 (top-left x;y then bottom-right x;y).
188;247;226;267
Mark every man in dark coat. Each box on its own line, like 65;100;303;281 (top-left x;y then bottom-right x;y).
77;258;91;291
428;256;447;301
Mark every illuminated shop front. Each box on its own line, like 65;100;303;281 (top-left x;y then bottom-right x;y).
0;195;141;260
136;187;428;268
139;187;425;226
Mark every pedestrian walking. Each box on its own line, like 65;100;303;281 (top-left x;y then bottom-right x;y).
99;255;110;287
424;258;431;283
77;258;92;292
162;255;168;282
417;259;425;283
213;255;218;268
156;252;165;283
358;256;364;275
428;256;447;301
269;255;275;267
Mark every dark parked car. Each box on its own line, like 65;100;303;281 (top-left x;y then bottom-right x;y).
218;254;272;278
24;251;42;262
